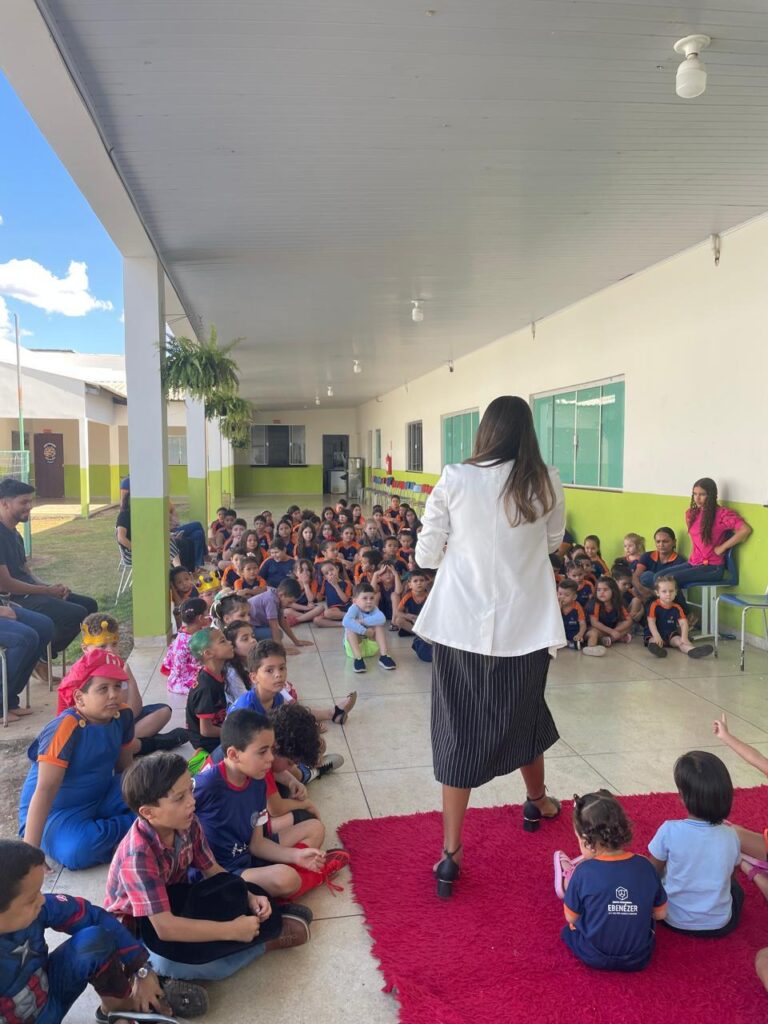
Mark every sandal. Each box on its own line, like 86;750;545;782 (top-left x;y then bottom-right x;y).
553;850;584;899
331;691;357;725
740;855;768;882
523;790;561;832
434;844;463;899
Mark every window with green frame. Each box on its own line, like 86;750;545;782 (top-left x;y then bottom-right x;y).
532;380;624;488
442;409;479;467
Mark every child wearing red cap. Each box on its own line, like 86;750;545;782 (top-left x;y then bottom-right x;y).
18;646;137;870
58;613;187;754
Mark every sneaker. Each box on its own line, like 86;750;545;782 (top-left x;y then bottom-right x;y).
160;979;209;1019
305;752;345;783
688;644;714;659
151;728;189;751
322;847;352;892
265;915;311;951
378;655;397;670
353;657;366;673
581;646;605;657
279;901;314;925
647;643;668;658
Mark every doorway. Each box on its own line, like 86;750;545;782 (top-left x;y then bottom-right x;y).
33;433;65;499
322;434;349;494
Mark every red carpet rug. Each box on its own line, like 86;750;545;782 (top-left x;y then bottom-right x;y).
339;787;768;1024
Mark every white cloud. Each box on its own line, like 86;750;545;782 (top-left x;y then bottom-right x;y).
0;296;33;343
0;258;113;316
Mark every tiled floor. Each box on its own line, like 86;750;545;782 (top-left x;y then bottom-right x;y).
47;626;768;1023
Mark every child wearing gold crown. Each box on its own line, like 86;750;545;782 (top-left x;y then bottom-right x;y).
195;569;222;608
57;613;188;754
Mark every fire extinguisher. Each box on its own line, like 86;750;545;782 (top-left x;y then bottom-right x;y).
385;453;393;476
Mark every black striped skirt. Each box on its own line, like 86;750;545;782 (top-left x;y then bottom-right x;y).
431;642;559;789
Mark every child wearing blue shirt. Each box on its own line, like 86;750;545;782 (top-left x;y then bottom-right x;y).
553;790;667;972
257;539;296;589
648;750;742;936
645;577;713;659
342;583;397;674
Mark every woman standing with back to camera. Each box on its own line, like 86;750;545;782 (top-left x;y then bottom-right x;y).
415;396;567;898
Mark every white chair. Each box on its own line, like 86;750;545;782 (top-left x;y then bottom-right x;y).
714;586;768;671
1;645;32;728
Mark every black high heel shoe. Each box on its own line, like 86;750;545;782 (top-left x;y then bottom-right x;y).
522;789;561;832
434;845;462;899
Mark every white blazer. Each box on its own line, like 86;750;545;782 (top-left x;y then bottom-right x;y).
414;461;566;657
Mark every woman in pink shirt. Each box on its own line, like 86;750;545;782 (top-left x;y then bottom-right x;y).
660;478;752;588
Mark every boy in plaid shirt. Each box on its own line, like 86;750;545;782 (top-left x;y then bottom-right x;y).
105;752;310;982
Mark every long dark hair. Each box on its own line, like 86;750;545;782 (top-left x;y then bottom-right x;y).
465;396;555;525
687;477;718;544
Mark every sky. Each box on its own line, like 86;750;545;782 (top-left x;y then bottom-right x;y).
0;72;124;354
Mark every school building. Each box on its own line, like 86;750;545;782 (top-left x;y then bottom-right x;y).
1;2;766;647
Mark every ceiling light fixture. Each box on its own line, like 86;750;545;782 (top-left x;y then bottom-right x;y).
674;34;710;99
327;385;333;397
353;359;362;374
411;300;424;323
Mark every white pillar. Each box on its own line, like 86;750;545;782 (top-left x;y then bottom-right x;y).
78;416;90;518
124;256;169;639
207;417;223;513
108;423;121;504
185;397;207;525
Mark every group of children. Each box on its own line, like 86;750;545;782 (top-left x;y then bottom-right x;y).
552;716;768;989
555;531;714;660
5;496;438;1023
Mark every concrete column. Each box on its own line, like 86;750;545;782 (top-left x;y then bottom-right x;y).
78;416;91;518
108;423;121;504
222;436;235;504
207;417;223;514
124;256;169;639
185;397;208;526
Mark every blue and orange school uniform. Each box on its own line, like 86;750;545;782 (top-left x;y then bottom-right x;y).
319;578;353;610
588;600;629;631
354;564;374;585
223;566;240;589
338;541;361;563
645;600;686;643
637;550;685;576
258;556;296;589
398;590;427;618
590;556;610;577
574;580;595;609
18;707;135;871
561;602;586;643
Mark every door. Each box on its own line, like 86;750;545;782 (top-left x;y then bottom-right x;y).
33;433;65;498
322;434;349;494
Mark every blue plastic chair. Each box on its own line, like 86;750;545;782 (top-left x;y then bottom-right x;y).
680;536;738;640
714;584;768;671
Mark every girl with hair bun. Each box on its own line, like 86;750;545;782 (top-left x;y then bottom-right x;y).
553;790;668;972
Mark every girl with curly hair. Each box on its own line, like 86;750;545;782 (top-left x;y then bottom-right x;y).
553;790;668;971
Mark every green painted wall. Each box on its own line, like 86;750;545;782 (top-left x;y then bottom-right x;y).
208;468;223;514
168;465;189;495
130;496;171;638
188;476;207;526
234;465;323;495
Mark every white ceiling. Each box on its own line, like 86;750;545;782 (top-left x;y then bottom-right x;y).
35;0;768;408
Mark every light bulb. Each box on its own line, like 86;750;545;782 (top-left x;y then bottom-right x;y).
674;35;710;99
353;359;362;374
327;385;333;397
411;300;424;323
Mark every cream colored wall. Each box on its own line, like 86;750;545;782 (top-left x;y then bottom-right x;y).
89;421;110;462
358;214;768;505
235;408;359;465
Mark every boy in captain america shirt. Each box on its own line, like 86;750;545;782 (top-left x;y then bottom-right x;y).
0;838;200;1024
645;577;713;660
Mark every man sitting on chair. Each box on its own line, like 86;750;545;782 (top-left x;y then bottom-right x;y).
0;478;97;662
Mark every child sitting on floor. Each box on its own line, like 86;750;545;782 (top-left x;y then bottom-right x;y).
647;750;742;937
234;555;265;597
258;538;296;589
314;560;353;628
185;627;235;754
223;620;257;705
557;579;597;655
343;582;397;673
362;518;384;550
583;535;610;576
104;752;309;984
247;579;315;653
585;577;633;652
283;558;325;625
230;639;356;727
645;576;713;659
566;560;596;610
19;649;136;870
622;533;646;572
194;710;350;899
392;569;429;636
553;790;667;972
0;838;195;1024
611;565;645;625
211;591;250;628
170;565;199;625
162;597;210;695
222;551;246;589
